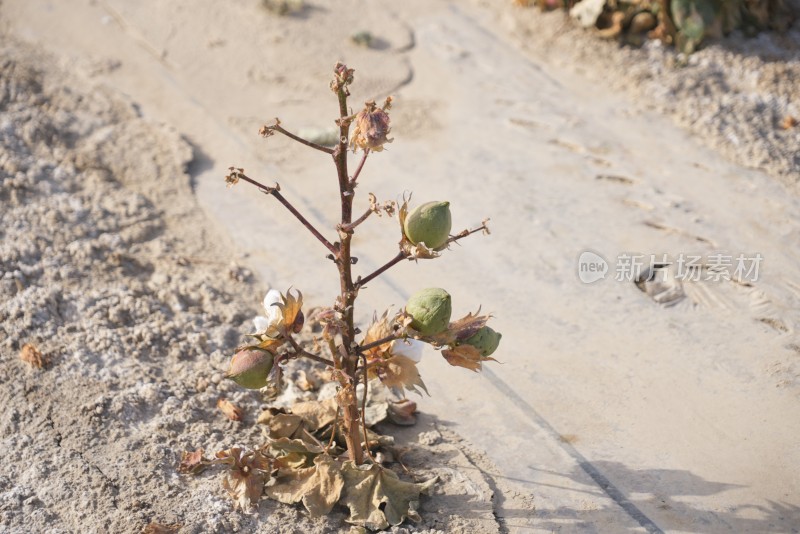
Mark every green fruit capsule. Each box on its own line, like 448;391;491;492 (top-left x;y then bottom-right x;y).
404;201;452;249
463;326;502;357
225;348;274;389
406;288;452;336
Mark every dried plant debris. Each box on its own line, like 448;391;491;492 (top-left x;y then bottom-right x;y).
217;398;244;421
142;523;182;534
19;343;45;368
177;448;208;475
519;0;798;53
340;462;436;530
182;393;435;529
215;447;273;512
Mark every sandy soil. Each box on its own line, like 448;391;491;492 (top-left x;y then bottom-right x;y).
2;0;800;533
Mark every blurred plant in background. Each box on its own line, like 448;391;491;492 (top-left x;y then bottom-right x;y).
515;0;797;53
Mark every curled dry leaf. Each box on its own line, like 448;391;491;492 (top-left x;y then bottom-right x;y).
387;399;418;426
178;448;207;475
425;310;490;347
441;344;496;372
19;343;44;368
277;289;305;334
340;462;437;530
290;398;338;431
215;447;272;511
217;398;243;422
295;369;320;391
376;356;428;396
266;454;345;517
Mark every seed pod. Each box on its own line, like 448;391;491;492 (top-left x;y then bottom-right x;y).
406;288;452;336
225;348;274;390
403;201;452;250
463;326;502;357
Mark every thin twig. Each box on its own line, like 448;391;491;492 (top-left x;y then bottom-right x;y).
284;332;334;367
445;220;491;245
264;123;335;155
356;333;401;354
360;354;377;463
340;206;373;233
231;170;338;255
325;406;340;452
356;251;408;288
349;150;369;187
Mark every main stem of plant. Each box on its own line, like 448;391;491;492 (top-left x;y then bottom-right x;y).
333;86;364;465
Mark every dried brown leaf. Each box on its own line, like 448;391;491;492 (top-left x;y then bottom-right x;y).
441;344;496;372
178;448;207;474
377;356;428;396
291;398;338;431
19;343;44;368
217;398;243;421
387;399;418;426
278;289;304;333
215;447;272;511
266;454;345;517
296;369;319;391
269;437;324;469
426;311;490;346
340;462;436;530
782;115;798;130
266;413;304;438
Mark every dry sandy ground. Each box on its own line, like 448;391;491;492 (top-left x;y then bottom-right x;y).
2;0;800;533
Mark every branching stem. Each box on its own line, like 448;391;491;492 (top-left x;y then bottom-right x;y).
356;333;401;354
340;206;373;233
232;171;338;255
357;252;408;288
284;333;335;367
349;150;369;187
267;123;335;155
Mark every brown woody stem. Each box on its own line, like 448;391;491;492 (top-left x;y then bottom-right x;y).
333;73;364;466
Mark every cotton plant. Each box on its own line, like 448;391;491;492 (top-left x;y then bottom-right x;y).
204;63;501;529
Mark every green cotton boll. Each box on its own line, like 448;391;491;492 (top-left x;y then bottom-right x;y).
404;201;452;249
225;348;274;389
463;326;502;357
406;288;452;336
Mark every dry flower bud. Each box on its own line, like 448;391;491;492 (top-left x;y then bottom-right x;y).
405;288;452;336
403;201;452;250
350;100;392;153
